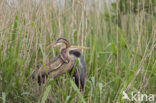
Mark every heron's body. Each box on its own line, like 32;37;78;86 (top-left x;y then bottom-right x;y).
37;38;87;91
69;50;86;90
37;48;75;84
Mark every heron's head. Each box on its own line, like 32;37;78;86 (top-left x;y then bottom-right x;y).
47;38;89;54
47;38;70;49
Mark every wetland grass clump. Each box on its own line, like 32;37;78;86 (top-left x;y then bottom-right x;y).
0;0;156;102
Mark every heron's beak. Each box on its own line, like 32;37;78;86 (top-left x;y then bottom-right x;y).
69;45;89;50
46;42;57;49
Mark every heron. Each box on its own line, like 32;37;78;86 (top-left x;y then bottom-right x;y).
37;38;87;91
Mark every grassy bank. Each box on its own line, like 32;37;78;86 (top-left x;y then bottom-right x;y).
0;0;156;103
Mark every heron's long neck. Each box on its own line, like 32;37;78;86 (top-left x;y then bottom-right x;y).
60;48;69;63
60;43;70;51
59;43;70;63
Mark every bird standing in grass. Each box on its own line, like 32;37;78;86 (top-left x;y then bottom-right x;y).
37;38;87;91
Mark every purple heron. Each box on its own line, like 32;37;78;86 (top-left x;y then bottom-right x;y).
37;38;88;90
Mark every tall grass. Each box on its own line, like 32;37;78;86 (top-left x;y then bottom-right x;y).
0;0;156;103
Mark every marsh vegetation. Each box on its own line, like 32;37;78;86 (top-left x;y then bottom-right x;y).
0;0;156;103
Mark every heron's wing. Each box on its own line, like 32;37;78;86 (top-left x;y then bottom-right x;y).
37;55;68;85
37;55;75;78
78;56;86;89
47;56;65;73
48;56;75;78
37;56;64;75
73;56;86;90
69;50;86;90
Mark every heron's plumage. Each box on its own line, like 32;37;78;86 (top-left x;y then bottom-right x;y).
37;38;86;91
37;49;75;84
69;50;86;90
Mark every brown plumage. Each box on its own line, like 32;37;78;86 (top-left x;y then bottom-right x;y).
37;38;88;90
